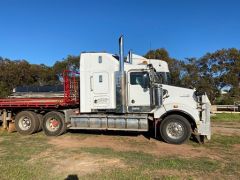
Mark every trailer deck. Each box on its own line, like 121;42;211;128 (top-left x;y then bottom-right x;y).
0;97;75;108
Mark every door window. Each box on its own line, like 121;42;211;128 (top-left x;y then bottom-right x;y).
130;72;149;88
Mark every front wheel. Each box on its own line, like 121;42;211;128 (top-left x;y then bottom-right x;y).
160;115;191;144
42;111;66;136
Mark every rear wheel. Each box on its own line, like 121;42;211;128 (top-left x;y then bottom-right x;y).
42;111;66;136
15;111;40;135
160;115;191;144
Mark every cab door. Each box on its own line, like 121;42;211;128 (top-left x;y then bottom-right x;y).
127;71;151;112
91;72;110;108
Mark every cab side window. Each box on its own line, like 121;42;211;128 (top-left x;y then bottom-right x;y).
130;72;149;88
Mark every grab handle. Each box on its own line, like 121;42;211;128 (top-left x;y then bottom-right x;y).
90;76;93;91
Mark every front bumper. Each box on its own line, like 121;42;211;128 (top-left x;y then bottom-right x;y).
197;94;211;140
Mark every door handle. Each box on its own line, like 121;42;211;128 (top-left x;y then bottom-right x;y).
131;99;135;104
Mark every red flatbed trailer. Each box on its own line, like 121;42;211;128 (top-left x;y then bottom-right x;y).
0;97;77;108
0;70;79;110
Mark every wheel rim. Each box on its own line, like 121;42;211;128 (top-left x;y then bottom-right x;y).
46;117;60;132
18;116;31;130
166;121;185;140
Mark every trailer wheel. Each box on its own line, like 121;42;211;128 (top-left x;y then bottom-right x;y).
15;111;40;135
42;111;66;136
37;114;43;132
160;115;191;144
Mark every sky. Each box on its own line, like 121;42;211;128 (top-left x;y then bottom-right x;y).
0;0;240;66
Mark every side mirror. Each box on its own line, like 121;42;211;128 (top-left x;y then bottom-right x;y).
142;74;150;89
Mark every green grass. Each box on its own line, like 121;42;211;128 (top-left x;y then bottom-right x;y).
211;113;240;122
202;134;240;153
82;147;220;171
0;131;62;180
81;147;220;179
84;168;182;180
222;160;240;175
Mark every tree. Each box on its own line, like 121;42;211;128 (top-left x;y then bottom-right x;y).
198;48;240;103
0;58;59;97
181;49;240;104
53;55;80;79
29;64;58;85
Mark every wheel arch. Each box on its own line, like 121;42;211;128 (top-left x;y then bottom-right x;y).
160;110;197;131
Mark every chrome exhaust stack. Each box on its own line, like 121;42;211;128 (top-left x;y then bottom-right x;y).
128;50;133;64
115;35;126;113
119;35;124;72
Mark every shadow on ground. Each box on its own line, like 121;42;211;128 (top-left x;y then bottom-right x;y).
65;174;79;180
67;129;200;144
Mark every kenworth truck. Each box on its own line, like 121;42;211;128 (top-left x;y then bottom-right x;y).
0;36;211;144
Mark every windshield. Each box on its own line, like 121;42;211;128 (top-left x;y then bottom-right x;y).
156;72;171;85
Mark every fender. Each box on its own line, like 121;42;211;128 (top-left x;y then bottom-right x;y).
153;103;200;124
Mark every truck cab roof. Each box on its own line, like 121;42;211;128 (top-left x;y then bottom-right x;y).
80;52;169;73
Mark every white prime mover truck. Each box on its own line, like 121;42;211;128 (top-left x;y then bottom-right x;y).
0;36;211;144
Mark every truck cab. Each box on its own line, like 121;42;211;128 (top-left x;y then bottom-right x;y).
72;36;211;144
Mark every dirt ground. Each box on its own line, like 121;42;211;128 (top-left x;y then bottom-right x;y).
1;121;240;179
49;133;211;158
49;121;240;155
44;122;239;177
211;122;240;136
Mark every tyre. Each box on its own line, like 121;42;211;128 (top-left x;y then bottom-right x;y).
15;111;40;135
37;114;43;132
42;111;66;136
160;115;191;144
